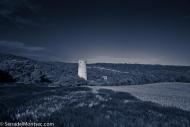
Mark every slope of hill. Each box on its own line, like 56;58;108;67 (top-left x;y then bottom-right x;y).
0;53;84;86
0;84;190;127
87;63;190;85
0;53;190;86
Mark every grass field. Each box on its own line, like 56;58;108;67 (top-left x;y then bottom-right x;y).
0;83;190;127
89;82;190;111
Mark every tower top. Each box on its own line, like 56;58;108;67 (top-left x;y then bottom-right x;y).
79;59;87;64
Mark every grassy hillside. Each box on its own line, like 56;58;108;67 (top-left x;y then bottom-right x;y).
0;53;190;86
88;63;190;85
0;83;190;127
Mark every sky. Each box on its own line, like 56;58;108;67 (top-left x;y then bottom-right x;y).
0;0;190;65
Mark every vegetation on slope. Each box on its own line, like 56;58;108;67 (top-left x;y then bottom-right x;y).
0;53;190;85
0;84;190;127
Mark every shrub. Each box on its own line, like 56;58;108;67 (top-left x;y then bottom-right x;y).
0;70;15;83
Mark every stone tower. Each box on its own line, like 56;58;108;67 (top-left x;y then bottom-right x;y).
78;60;87;80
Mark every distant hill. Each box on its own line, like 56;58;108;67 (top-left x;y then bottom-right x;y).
88;63;190;85
0;53;190;86
0;53;83;86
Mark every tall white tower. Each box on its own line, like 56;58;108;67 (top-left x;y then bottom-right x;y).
78;60;87;80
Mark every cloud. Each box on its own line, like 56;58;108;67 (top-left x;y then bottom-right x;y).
0;0;41;26
0;41;73;62
0;41;45;51
0;41;46;59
